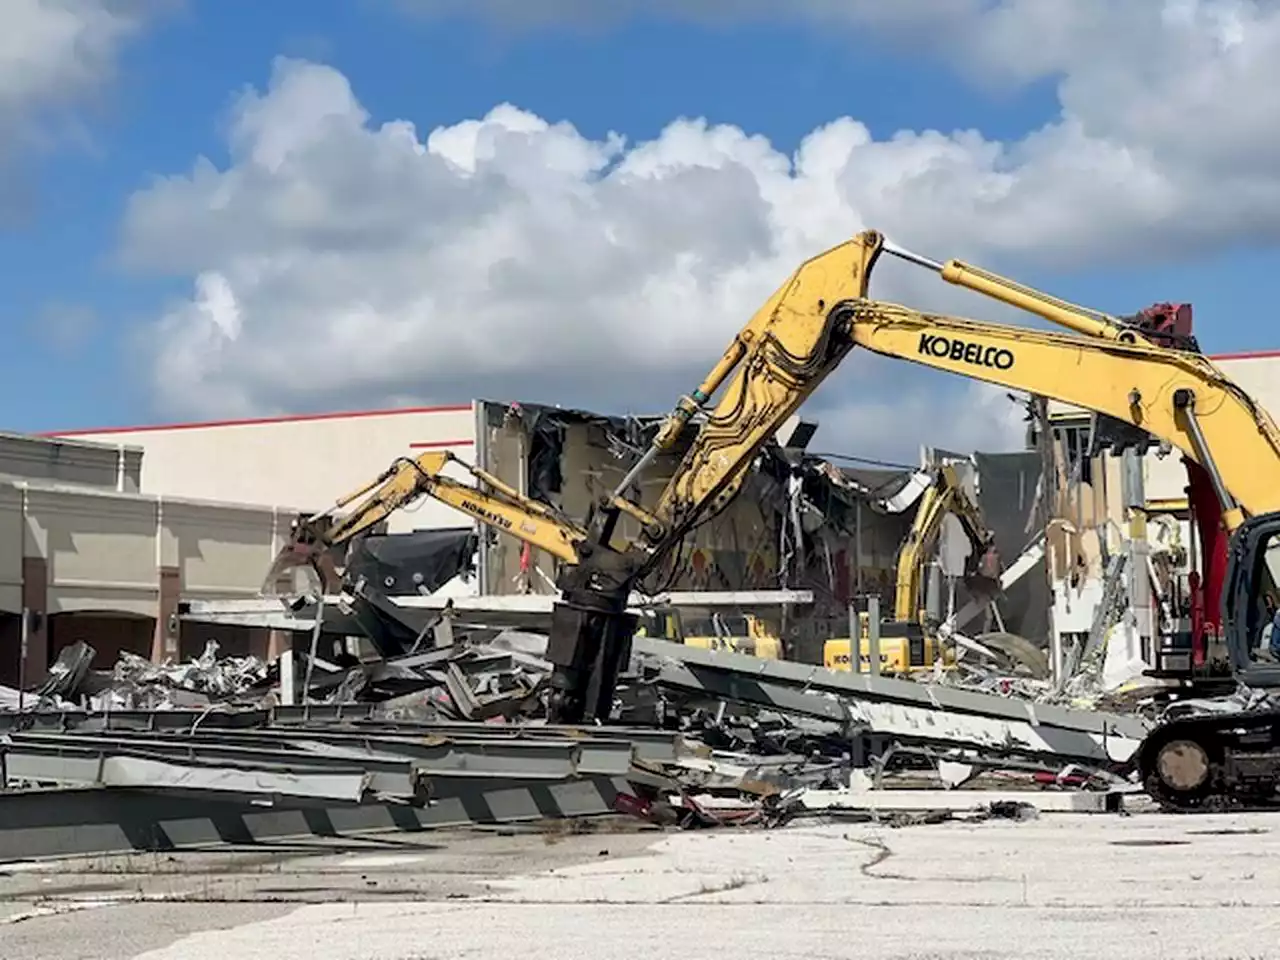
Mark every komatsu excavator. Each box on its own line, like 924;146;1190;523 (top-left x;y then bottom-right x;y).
270;228;1280;810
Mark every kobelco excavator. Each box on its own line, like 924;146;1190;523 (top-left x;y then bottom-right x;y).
269;229;1280;809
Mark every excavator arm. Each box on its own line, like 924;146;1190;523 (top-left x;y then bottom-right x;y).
536;237;886;722
843;296;1280;525
893;463;1000;623
551;230;1280;724
611;236;884;564
624;231;1280;555
615;229;1193;564
266;450;585;591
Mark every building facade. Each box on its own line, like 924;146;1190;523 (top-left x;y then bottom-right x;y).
49;404;480;535
0;431;304;687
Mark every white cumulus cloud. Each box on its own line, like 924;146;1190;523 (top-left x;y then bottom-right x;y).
122;1;1280;461
0;0;150;161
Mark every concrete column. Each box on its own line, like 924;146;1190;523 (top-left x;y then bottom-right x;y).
152;566;181;663
20;557;49;685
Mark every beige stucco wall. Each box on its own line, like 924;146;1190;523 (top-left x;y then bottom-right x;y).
12;480;295;617
158;498;295;600
0;432;141;492
0;483;23;613
24;485;160;616
49;405;479;534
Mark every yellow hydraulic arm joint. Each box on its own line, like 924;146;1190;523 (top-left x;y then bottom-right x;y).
616;231;887;564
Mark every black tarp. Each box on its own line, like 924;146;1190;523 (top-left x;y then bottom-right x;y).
344;528;478;596
973;451;1048;643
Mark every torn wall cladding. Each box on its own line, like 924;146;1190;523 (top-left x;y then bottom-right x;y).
474;400;917;660
471;399;1052;663
973;451;1048;646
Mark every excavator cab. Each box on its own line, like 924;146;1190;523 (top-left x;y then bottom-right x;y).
1137;512;1280;810
1147;514;1280;691
1221;516;1280;685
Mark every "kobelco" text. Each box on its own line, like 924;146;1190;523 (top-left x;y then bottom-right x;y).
917;333;1015;370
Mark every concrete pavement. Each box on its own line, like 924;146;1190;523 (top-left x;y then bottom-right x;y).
4;811;1280;959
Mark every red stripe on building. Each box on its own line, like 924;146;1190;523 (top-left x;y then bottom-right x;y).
43;403;474;437
1209;349;1280;362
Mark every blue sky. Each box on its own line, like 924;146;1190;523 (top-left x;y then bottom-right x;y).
3;1;1277;457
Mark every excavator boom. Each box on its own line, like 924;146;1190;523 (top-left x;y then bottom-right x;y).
844;296;1280;525
893;463;1000;624
618;230;1280;568
265;450;585;593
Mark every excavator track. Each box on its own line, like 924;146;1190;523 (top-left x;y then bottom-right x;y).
1137;708;1280;812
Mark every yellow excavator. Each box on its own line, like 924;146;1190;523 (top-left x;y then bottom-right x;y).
636;609;782;659
265;450;786;657
270;228;1280;767
267;450;586;591
823;462;1005;675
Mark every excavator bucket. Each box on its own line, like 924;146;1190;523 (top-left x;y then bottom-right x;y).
261;514;338;597
962;541;1004;602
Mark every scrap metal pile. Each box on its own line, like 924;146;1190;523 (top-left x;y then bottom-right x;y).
0;601;1156;861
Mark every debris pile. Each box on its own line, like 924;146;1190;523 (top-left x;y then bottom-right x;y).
108;641;269;708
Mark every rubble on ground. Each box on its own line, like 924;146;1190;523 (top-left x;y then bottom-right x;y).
0;616;1159;863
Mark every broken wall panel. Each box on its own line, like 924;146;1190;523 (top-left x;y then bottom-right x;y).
480;404;792;604
973;451;1049;644
476;399;922;664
